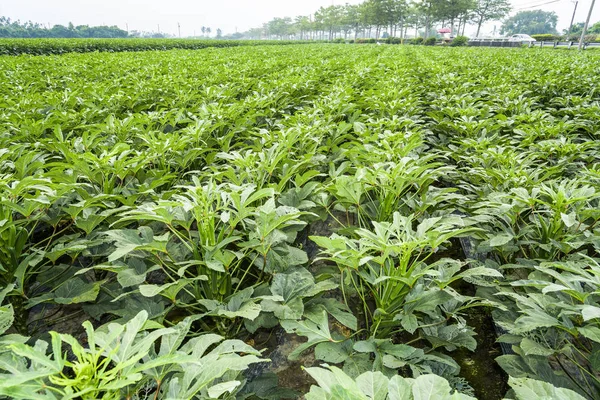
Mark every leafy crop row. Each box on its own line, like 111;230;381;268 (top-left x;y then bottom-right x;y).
0;45;599;399
0;38;318;56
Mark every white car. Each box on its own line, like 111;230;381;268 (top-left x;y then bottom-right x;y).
508;34;537;43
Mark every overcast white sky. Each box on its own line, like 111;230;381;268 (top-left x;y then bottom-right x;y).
0;0;598;37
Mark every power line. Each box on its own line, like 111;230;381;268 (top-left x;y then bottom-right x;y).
515;0;562;10
515;0;560;7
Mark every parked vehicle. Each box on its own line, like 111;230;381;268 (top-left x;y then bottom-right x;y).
508;34;537;43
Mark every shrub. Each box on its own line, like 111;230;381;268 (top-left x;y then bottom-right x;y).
412;37;424;45
424;37;437;46
355;38;378;44
531;34;560;42
585;34;600;42
450;35;469;47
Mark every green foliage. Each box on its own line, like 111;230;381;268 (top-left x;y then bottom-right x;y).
0;38;316;55
530;34;560;42
1;44;600;399
304;366;476;400
311;213;494;338
500;10;558;35
0;311;266;399
304;366;586;400
492;256;600;397
471;0;512;37
450;36;469;46
0;17;128;38
424;37;437;46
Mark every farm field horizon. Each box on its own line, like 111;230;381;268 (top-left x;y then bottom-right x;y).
1;44;600;399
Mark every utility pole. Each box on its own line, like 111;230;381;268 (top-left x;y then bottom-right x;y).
578;0;596;50
178;22;181;38
157;24;160;33
125;22;129;34
567;1;578;38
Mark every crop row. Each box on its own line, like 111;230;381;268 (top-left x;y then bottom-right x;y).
0;45;599;399
0;38;317;55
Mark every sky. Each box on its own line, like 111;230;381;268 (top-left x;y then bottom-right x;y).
0;0;598;37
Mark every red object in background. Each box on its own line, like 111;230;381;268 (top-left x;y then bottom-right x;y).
438;28;451;33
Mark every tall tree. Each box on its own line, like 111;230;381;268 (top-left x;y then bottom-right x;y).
500;10;558;35
295;15;312;40
434;0;475;35
471;0;511;37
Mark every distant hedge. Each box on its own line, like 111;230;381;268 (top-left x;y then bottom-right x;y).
0;38;319;56
530;34;561;42
532;33;600;43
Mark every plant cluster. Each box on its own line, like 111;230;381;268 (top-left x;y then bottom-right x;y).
0;44;599;399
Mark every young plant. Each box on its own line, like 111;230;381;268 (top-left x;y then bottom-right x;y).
0;310;266;399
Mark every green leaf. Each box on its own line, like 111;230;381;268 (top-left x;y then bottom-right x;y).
578;326;600;343
217;302;261;321
343;353;372;379
356;371;389;400
271;267;314;302
315;340;352;363
139;283;175;298
513;309;560;332
411;374;452;400
263;266;316;319
509;377;587;400
309;298;358;331
520;338;554;356
489;234;513;247
457;267;503;279
280;310;333;360
388;375;413;400
399;313;418;334
404;289;453;314
560;213;577;228
54;278;100;304
581;305;600;321
0;284;14;335
207;380;241;398
495;355;530;378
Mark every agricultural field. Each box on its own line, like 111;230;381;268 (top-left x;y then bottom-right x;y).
0;44;599;399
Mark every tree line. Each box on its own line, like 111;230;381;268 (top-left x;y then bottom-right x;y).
244;0;512;40
0;17;128;38
241;0;599;40
0;17;224;39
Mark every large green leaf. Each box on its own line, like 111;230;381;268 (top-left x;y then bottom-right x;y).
280;309;333;360
54;278;101;304
508;377;587;400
